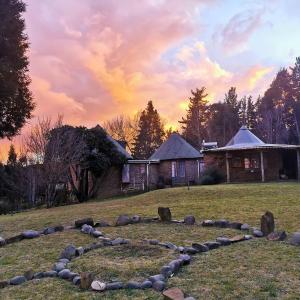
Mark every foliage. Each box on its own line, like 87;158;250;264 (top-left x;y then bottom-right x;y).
199;174;215;185
133;101;165;159
7;144;17;166
201;166;225;184
0;0;35;139
179;87;209;149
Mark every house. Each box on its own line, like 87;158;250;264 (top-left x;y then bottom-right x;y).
203;125;300;183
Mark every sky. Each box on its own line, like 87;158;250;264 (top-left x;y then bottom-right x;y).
1;0;300;160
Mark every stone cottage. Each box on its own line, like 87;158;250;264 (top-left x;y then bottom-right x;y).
203;126;300;183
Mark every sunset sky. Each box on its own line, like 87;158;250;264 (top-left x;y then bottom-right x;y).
1;0;300;160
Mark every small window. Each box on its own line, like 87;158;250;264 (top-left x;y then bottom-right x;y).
178;161;185;178
171;161;177;178
251;158;259;169
244;158;250;169
140;165;145;174
122;164;130;183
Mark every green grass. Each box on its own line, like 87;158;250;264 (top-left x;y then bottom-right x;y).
0;183;300;299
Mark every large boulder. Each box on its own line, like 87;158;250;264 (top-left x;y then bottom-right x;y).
75;218;94;228
116;215;131;226
261;211;275;236
158;207;172;222
184;215;196;225
80;272;94;289
163;287;185;300
290;232;300;246
60;244;76;260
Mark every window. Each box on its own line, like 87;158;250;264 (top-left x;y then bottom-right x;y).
251;158;259;169
140;165;145;174
178;161;186;178
244;158;250;169
122;164;130;183
171;161;177;178
244;157;259;169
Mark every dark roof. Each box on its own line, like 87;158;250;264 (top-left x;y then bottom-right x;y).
106;135;133;159
204;126;300;152
149;133;202;160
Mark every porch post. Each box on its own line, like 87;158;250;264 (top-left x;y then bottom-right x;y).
297;149;300;182
146;162;149;191
225;152;230;183
260;151;265;182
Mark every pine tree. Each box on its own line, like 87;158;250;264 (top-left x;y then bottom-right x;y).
7;144;17;166
179;87;209;149
246;96;257;129
0;0;35;139
133;101;165;159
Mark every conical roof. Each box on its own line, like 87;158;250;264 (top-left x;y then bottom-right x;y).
149;133;201;160
226;125;264;147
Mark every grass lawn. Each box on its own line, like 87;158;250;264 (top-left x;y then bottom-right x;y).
0;182;300;299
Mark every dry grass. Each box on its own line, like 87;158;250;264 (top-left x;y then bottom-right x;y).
0;182;300;299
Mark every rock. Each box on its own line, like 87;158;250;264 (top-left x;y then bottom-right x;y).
229;235;246;243
76;247;84;256
43;227;55;235
95;220;110;227
163;287;185;300
165;242;177;250
290;232;300;245
216;237;231;246
160;265;173;278
177;246;185;253
141;280;152;289
126;281;141;289
191;243;209;252
158;207;172;222
149;274;165;283
60;244;76;260
228;222;243;230
153;280;166;291
204;242;221;250
149;239;159;245
244;235;253;240
58;269;72;279
75;218;94;228
267;231;287;241
202;220;214;227
91;280;106;291
33;272;44;279
106;282;123;290
215;219;229;228
0;280;9;289
116;215;131;226
73;276;81;285
43;271;57;278
253;229;264;237
24;269;34;280
92;230;103;238
81;224;95;235
132;215;141;223
80;272;94;289
184;297;196;300
58;258;70;264
22;230;40;239
261;211;275;236
0;237;6;246
184;215;196;225
179;254;191;265
5;234;23;244
53;225;64;232
168;259;182;273
111;237;125;246
183;247;198;255
241;223;250;230
10;275;26;285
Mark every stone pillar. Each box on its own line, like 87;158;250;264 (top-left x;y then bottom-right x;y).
297;149;300;182
260;151;265;182
226;152;230;183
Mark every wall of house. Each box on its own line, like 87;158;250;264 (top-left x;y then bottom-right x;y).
204;149;283;182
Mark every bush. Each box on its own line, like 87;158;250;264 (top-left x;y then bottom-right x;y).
200;175;215;185
201;166;225;185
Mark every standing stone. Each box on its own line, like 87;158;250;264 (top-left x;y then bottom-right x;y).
24;269;34;280
289;232;300;245
163;287;185;300
80;272;94;289
75;218;94;228
116;215;131;226
261;211;275;236
184;215;196;225
158;207;172;222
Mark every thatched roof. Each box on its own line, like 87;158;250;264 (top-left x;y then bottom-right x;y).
149;133;201;160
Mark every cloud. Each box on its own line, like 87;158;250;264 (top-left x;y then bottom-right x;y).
214;9;264;54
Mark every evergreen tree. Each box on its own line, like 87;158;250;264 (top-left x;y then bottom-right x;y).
133;101;165;159
0;0;35;139
179;87;209;149
246;96;257;129
7;144;17;166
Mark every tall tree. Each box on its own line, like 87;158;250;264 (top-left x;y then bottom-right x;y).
179;87;209;149
0;0;35;139
133;101;165;159
7;144;17;166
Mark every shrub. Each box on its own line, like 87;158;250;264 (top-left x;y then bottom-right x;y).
201;166;225;185
200;175;215;185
